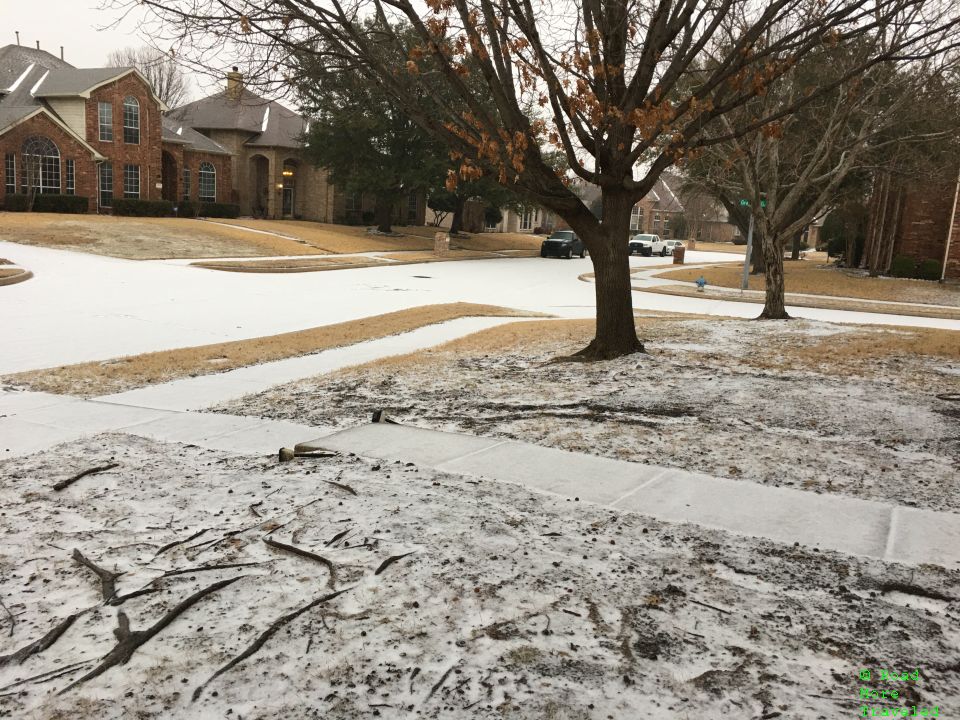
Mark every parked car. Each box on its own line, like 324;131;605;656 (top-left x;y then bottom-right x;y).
662;239;685;256
541;230;587;258
629;233;658;256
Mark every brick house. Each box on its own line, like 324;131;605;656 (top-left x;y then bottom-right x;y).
167;70;426;225
863;174;960;281
566;178;685;238
0;44;231;212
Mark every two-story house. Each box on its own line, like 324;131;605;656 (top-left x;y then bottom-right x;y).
0;44;231;213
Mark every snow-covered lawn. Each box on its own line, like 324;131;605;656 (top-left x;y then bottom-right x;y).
220;317;960;513
1;435;956;718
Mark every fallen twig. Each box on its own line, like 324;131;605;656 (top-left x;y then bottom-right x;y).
325;528;351;547
688;598;731;615
154;528;209;558
162;562;264;578
60;576;243;694
72;548;120;602
0;660;92;693
0;594;14;637
263;537;336;588
425;664;457;702
53;463;119;492
192;587;349;701
109;587;159;606
0;614;79;667
375;551;416;576
324;480;357;496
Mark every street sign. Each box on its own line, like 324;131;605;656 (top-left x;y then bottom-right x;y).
739;198;767;207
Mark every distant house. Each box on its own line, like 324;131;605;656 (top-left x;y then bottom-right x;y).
0;43;232;212
569;178;685;238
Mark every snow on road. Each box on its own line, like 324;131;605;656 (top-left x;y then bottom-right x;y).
4;240;957;376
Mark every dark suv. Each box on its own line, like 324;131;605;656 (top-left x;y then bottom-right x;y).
540;230;587;259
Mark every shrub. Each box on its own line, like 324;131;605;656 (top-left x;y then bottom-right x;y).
177;199;198;218
732;235;747;245
3;194;88;213
916;259;942;281
889;255;917;278
112;198;174;217
198;202;240;218
484;206;503;227
361;210;375;224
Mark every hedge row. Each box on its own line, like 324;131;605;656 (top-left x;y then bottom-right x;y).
3;194;89;213
197;202;240;218
889;255;943;281
112;199;174;217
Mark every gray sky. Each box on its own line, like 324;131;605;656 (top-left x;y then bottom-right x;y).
3;1;149;67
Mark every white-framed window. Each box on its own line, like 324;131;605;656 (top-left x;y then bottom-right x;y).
4;153;15;194
345;191;361;214
630;205;644;231
519;207;534;231
407;191;418;222
21;136;61;194
99;163;113;208
98;102;113;142
65;159;75;195
182;167;191;199
198;161;216;202
123;96;140;144
123;164;140;198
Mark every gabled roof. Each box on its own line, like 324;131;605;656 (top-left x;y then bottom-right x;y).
161;116;231;155
0;45;69;92
168;88;305;149
35;67;131;97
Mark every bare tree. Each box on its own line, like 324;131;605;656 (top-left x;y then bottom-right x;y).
681;36;960;317
108;0;960;357
106;46;188;107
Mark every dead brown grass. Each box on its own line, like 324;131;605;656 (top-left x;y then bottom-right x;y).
216;219;544;254
689;241;746;254
741;326;960;376
192;256;391;272
656;260;960;307
0;268;21;278
0;213;327;259
640;284;960;320
4;303;546;397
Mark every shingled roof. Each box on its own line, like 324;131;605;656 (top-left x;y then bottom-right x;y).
160;116;231;155
168;88;306;149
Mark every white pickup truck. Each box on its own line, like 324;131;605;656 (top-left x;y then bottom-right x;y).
629;234;684;256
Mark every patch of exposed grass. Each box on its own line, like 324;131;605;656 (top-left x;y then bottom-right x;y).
656;260;960;307
0;268;21;278
4;303;547;397
639;284;960;321
0;213;327;259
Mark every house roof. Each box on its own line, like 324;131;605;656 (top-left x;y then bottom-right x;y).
0;45;69;91
168;88;305;149
573;177;683;214
34;67;133;97
161;116;231;155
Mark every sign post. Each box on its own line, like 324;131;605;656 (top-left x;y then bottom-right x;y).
739;198;764;291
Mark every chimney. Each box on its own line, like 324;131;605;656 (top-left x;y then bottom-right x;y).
60;46;64;61
15;31;20;46
36;41;40;50
226;67;243;100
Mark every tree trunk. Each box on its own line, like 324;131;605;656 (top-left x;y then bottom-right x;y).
751;232;766;274
758;233;789;319
574;192;644;359
790;229;802;260
449;194;467;235
374;194;394;233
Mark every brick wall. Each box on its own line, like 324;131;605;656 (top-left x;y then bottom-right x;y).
0;112;98;211
85;73;163;202
180;150;232;204
892;186;954;266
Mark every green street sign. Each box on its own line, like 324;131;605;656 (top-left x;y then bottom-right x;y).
738;198;767;208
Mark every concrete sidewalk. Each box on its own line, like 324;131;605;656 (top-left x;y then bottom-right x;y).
96;316;533;411
297;422;960;569
0;390;325;457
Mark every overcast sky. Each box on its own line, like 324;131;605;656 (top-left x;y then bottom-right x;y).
3;1;150;67
2;1;230;100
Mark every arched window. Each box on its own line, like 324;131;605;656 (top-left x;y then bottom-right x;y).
198;162;216;202
123;96;140;144
21;136;60;194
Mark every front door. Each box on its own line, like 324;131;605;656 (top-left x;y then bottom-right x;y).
282;186;294;217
